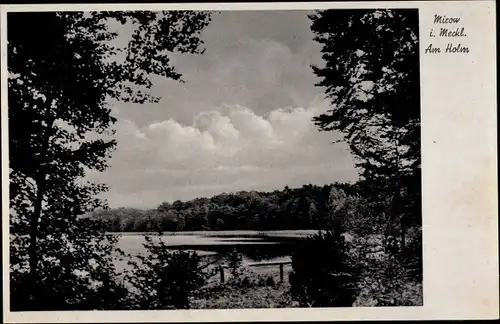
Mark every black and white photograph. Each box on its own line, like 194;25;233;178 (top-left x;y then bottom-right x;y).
6;4;428;313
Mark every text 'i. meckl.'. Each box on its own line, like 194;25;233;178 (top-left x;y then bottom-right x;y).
425;14;470;54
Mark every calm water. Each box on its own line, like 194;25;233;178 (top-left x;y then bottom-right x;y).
113;230;320;271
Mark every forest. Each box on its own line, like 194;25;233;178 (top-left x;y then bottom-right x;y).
90;183;366;232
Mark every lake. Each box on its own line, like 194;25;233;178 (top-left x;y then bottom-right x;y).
113;230;321;271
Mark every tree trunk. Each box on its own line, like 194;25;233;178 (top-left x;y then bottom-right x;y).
382;212;388;248
27;115;54;304
28;177;44;303
386;214;393;245
400;217;406;251
383;210;394;250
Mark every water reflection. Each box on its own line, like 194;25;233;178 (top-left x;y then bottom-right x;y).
115;231;316;269
181;236;306;264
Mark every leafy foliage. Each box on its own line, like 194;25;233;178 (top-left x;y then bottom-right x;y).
398;226;423;281
227;249;244;278
289;231;360;307
309;9;421;250
10;214;125;310
8;10;211;310
350;233;423;307
124;235;209;309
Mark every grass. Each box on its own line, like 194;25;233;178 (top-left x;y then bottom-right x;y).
191;283;295;309
191;265;297;309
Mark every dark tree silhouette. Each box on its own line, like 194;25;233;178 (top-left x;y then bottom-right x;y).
290;230;359;307
309;9;421;250
8;10;211;310
124;235;209;310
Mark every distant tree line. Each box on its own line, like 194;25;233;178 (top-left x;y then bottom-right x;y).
90;182;371;233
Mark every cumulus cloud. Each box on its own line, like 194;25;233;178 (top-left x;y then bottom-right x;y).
116;11;325;128
87;98;358;208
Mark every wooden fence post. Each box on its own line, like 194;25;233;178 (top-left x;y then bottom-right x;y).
248;260;292;283
219;265;225;284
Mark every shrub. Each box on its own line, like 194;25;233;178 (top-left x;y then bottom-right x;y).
289;230;360;307
266;276;276;287
350;230;423;307
227;249;243;278
125;235;208;309
400;226;422;281
354;253;422;306
240;276;252;288
82;275;131;310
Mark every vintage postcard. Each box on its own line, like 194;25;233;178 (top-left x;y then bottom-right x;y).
1;1;497;322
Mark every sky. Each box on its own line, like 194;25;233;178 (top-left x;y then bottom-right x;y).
87;10;359;209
